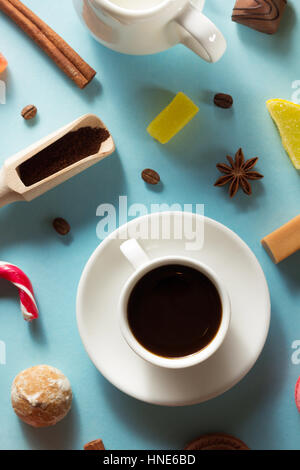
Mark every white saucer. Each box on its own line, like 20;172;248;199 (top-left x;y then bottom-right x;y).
76;212;271;406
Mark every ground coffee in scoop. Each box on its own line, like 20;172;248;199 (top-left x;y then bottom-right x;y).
19;126;110;186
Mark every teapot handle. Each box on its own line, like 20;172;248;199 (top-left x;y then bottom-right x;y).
176;3;226;63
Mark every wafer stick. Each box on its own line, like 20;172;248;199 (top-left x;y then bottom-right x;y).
261;215;300;263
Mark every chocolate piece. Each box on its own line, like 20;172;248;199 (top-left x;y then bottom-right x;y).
232;0;287;35
84;439;105;450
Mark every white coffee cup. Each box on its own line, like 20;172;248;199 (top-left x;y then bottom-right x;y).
74;0;226;62
119;239;231;369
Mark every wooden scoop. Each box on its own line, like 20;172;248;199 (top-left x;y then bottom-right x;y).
0;114;115;208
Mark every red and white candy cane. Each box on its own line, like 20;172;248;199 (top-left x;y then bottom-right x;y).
0;261;38;321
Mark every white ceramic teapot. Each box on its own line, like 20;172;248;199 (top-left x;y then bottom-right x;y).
73;0;226;62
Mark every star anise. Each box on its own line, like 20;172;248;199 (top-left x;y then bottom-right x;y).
214;148;264;198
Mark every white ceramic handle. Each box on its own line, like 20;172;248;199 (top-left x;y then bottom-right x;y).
120;239;150;270
176;3;226;63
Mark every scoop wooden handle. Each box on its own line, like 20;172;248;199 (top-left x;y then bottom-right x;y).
0;169;21;208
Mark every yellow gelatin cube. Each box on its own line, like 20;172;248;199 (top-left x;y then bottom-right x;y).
147;92;199;144
266;98;300;170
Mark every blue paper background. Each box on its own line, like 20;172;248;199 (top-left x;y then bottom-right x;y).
0;0;300;450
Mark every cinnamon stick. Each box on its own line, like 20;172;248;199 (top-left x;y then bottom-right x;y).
0;0;96;89
8;0;96;82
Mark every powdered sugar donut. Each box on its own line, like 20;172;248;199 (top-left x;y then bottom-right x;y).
11;365;72;427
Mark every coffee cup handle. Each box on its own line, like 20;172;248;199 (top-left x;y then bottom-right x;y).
120;239;150;270
175;3;226;63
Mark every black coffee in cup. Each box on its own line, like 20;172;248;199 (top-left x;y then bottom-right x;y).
127;264;222;358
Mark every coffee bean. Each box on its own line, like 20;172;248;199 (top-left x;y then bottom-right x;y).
52;218;70;236
21;105;37;120
142;168;160;185
213;93;233;109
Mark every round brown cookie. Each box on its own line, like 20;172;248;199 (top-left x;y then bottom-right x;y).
185;433;249;450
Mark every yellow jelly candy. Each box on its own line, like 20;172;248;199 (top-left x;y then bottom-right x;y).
267;99;300;170
147;92;199;144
